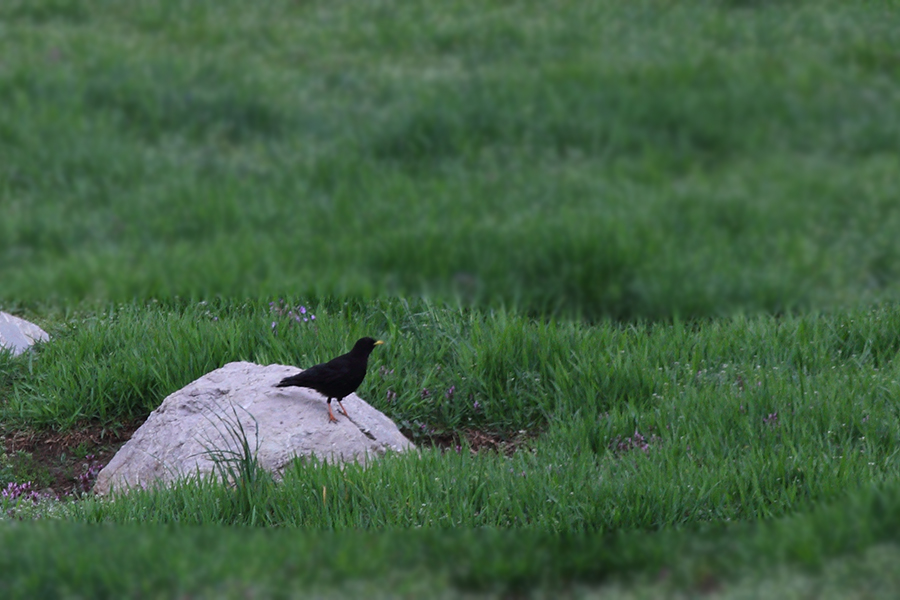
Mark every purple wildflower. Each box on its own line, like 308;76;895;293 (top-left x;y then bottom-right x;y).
421;388;431;399
386;389;397;403
763;411;779;426
75;454;104;493
609;429;658;455
268;300;316;327
445;385;456;400
1;481;42;504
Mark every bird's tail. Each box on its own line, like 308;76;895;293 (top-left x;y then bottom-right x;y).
274;374;301;388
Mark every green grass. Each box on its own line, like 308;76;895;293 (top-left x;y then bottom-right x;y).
3;0;900;318
3;0;900;596
5;300;900;594
2;299;898;533
4;481;900;597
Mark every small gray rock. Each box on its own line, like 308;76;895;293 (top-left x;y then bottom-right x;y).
0;311;50;356
93;361;414;495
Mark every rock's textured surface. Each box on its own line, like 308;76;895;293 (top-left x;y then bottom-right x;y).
93;361;413;495
0;312;49;356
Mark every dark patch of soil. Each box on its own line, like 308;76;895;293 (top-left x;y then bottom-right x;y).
408;427;538;456
2;422;139;497
2;422;534;497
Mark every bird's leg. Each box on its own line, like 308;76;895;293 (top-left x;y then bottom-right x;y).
327;399;338;423
337;398;350;418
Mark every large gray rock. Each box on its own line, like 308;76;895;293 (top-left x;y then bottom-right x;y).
93;361;413;495
0;311;49;356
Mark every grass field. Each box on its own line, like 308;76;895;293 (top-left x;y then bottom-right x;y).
3;0;900;596
3;0;900;318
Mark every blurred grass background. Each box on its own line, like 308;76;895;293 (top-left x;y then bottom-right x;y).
3;0;900;597
2;0;900;317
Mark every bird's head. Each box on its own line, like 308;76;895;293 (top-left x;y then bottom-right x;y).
352;337;385;356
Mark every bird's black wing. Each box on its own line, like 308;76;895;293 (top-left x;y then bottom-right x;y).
275;355;360;392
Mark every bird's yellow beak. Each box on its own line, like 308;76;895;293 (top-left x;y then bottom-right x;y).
374;340;385;346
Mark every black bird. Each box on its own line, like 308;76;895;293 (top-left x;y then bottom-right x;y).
275;337;384;422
